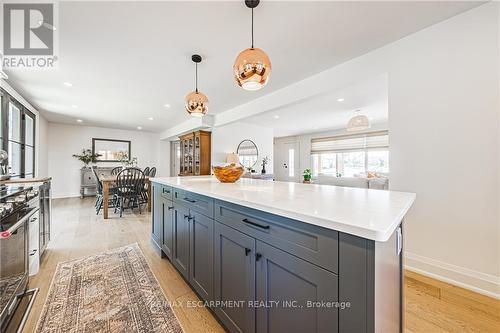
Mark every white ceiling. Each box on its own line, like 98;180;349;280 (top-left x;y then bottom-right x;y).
245;74;388;137
4;1;482;132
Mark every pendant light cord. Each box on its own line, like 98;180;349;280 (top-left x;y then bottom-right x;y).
195;62;198;93
251;8;254;48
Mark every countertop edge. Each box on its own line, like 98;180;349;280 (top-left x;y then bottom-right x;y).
151;178;416;242
0;177;52;184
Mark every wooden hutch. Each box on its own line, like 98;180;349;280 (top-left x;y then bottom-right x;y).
179;130;211;176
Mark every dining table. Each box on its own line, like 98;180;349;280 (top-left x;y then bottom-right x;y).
100;175;152;219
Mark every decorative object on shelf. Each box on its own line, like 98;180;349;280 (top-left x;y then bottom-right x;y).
185;54;209;117
179;130;211;176
233;0;271;91
213;164;245;183
237;139;258;170
226;152;240;164
261;156;269;174
303;168;312;183
72;149;101;167
116;151;138;168
346;109;370;132
92;138;131;162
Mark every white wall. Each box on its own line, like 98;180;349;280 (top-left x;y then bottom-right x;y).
48;123;161;198
227;3;499;297
211;121;274;174
386;3;499;296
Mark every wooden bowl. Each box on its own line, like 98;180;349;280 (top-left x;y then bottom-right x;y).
213;164;245;183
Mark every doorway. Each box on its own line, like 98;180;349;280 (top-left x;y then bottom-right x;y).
276;141;300;182
170;141;181;176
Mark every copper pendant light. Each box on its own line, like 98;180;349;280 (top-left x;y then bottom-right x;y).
233;0;271;91
185;54;208;117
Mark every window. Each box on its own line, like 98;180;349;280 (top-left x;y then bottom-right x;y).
341;151;366;177
367;150;389;173
1;88;36;178
311;131;389;178
312;153;337;177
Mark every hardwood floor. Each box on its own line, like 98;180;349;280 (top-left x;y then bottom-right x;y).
23;197;499;333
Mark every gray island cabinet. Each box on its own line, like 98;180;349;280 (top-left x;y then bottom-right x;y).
150;177;416;333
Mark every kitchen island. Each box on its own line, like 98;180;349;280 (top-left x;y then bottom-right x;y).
150;176;416;333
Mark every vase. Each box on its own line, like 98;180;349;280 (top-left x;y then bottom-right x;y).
261;165;266;174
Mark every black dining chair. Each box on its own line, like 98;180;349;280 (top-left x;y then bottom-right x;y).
111;166;122;175
92;168;116;215
143;167;150;176
113;168;145;217
149;167;157;177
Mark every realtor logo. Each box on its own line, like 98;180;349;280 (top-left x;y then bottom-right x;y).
2;2;58;69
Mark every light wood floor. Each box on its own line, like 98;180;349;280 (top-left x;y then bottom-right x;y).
23;197;499;333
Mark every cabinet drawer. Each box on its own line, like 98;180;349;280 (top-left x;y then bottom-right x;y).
160;185;173;201
174;188;214;218
215;200;338;273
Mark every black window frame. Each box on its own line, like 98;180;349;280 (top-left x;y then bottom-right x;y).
0;87;36;178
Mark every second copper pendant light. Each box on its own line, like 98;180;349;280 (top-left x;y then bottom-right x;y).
185;54;208;117
184;0;271;117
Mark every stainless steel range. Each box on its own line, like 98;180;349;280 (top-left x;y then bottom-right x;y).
0;185;39;332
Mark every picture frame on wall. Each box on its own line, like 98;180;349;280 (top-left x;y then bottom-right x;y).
92;138;131;162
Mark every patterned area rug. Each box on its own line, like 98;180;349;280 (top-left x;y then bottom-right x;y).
36;244;183;333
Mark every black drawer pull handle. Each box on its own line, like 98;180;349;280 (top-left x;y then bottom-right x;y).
255;253;262;261
163;189;171;194
242;218;270;230
168;206;174;210
184;214;193;221
29;249;37;256
183;197;196;203
245;248;251;256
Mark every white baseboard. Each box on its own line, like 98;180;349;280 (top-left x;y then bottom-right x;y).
405;252;500;299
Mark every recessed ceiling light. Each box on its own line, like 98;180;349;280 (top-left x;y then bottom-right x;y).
137;126;142;130
337;98;345;102
164;104;171;108
274;115;280;119
63;82;73;87
76;119;83;123
71;105;78;108
148;117;154;121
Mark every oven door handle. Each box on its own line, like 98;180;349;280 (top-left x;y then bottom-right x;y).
1;208;39;239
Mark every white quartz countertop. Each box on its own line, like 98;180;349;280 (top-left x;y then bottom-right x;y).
151;176;416;242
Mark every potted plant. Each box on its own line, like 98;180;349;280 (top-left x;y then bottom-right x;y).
72;149;101;168
261;156;270;174
303;169;312;183
117;151;138;168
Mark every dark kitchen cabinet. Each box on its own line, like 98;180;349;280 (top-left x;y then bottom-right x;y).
189;211;214;301
151;185;162;247
214;222;256;333
256;241;339;333
152;185;397;333
39;181;51;256
161;199;174;260
173;204;190;280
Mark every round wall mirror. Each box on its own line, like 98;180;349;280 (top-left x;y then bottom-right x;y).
237;140;258;170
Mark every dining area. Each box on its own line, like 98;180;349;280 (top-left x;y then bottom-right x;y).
92;166;156;219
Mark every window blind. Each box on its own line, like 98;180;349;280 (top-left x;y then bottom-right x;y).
311;131;388;154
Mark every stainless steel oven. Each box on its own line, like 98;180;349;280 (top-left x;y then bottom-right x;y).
0;185;40;332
